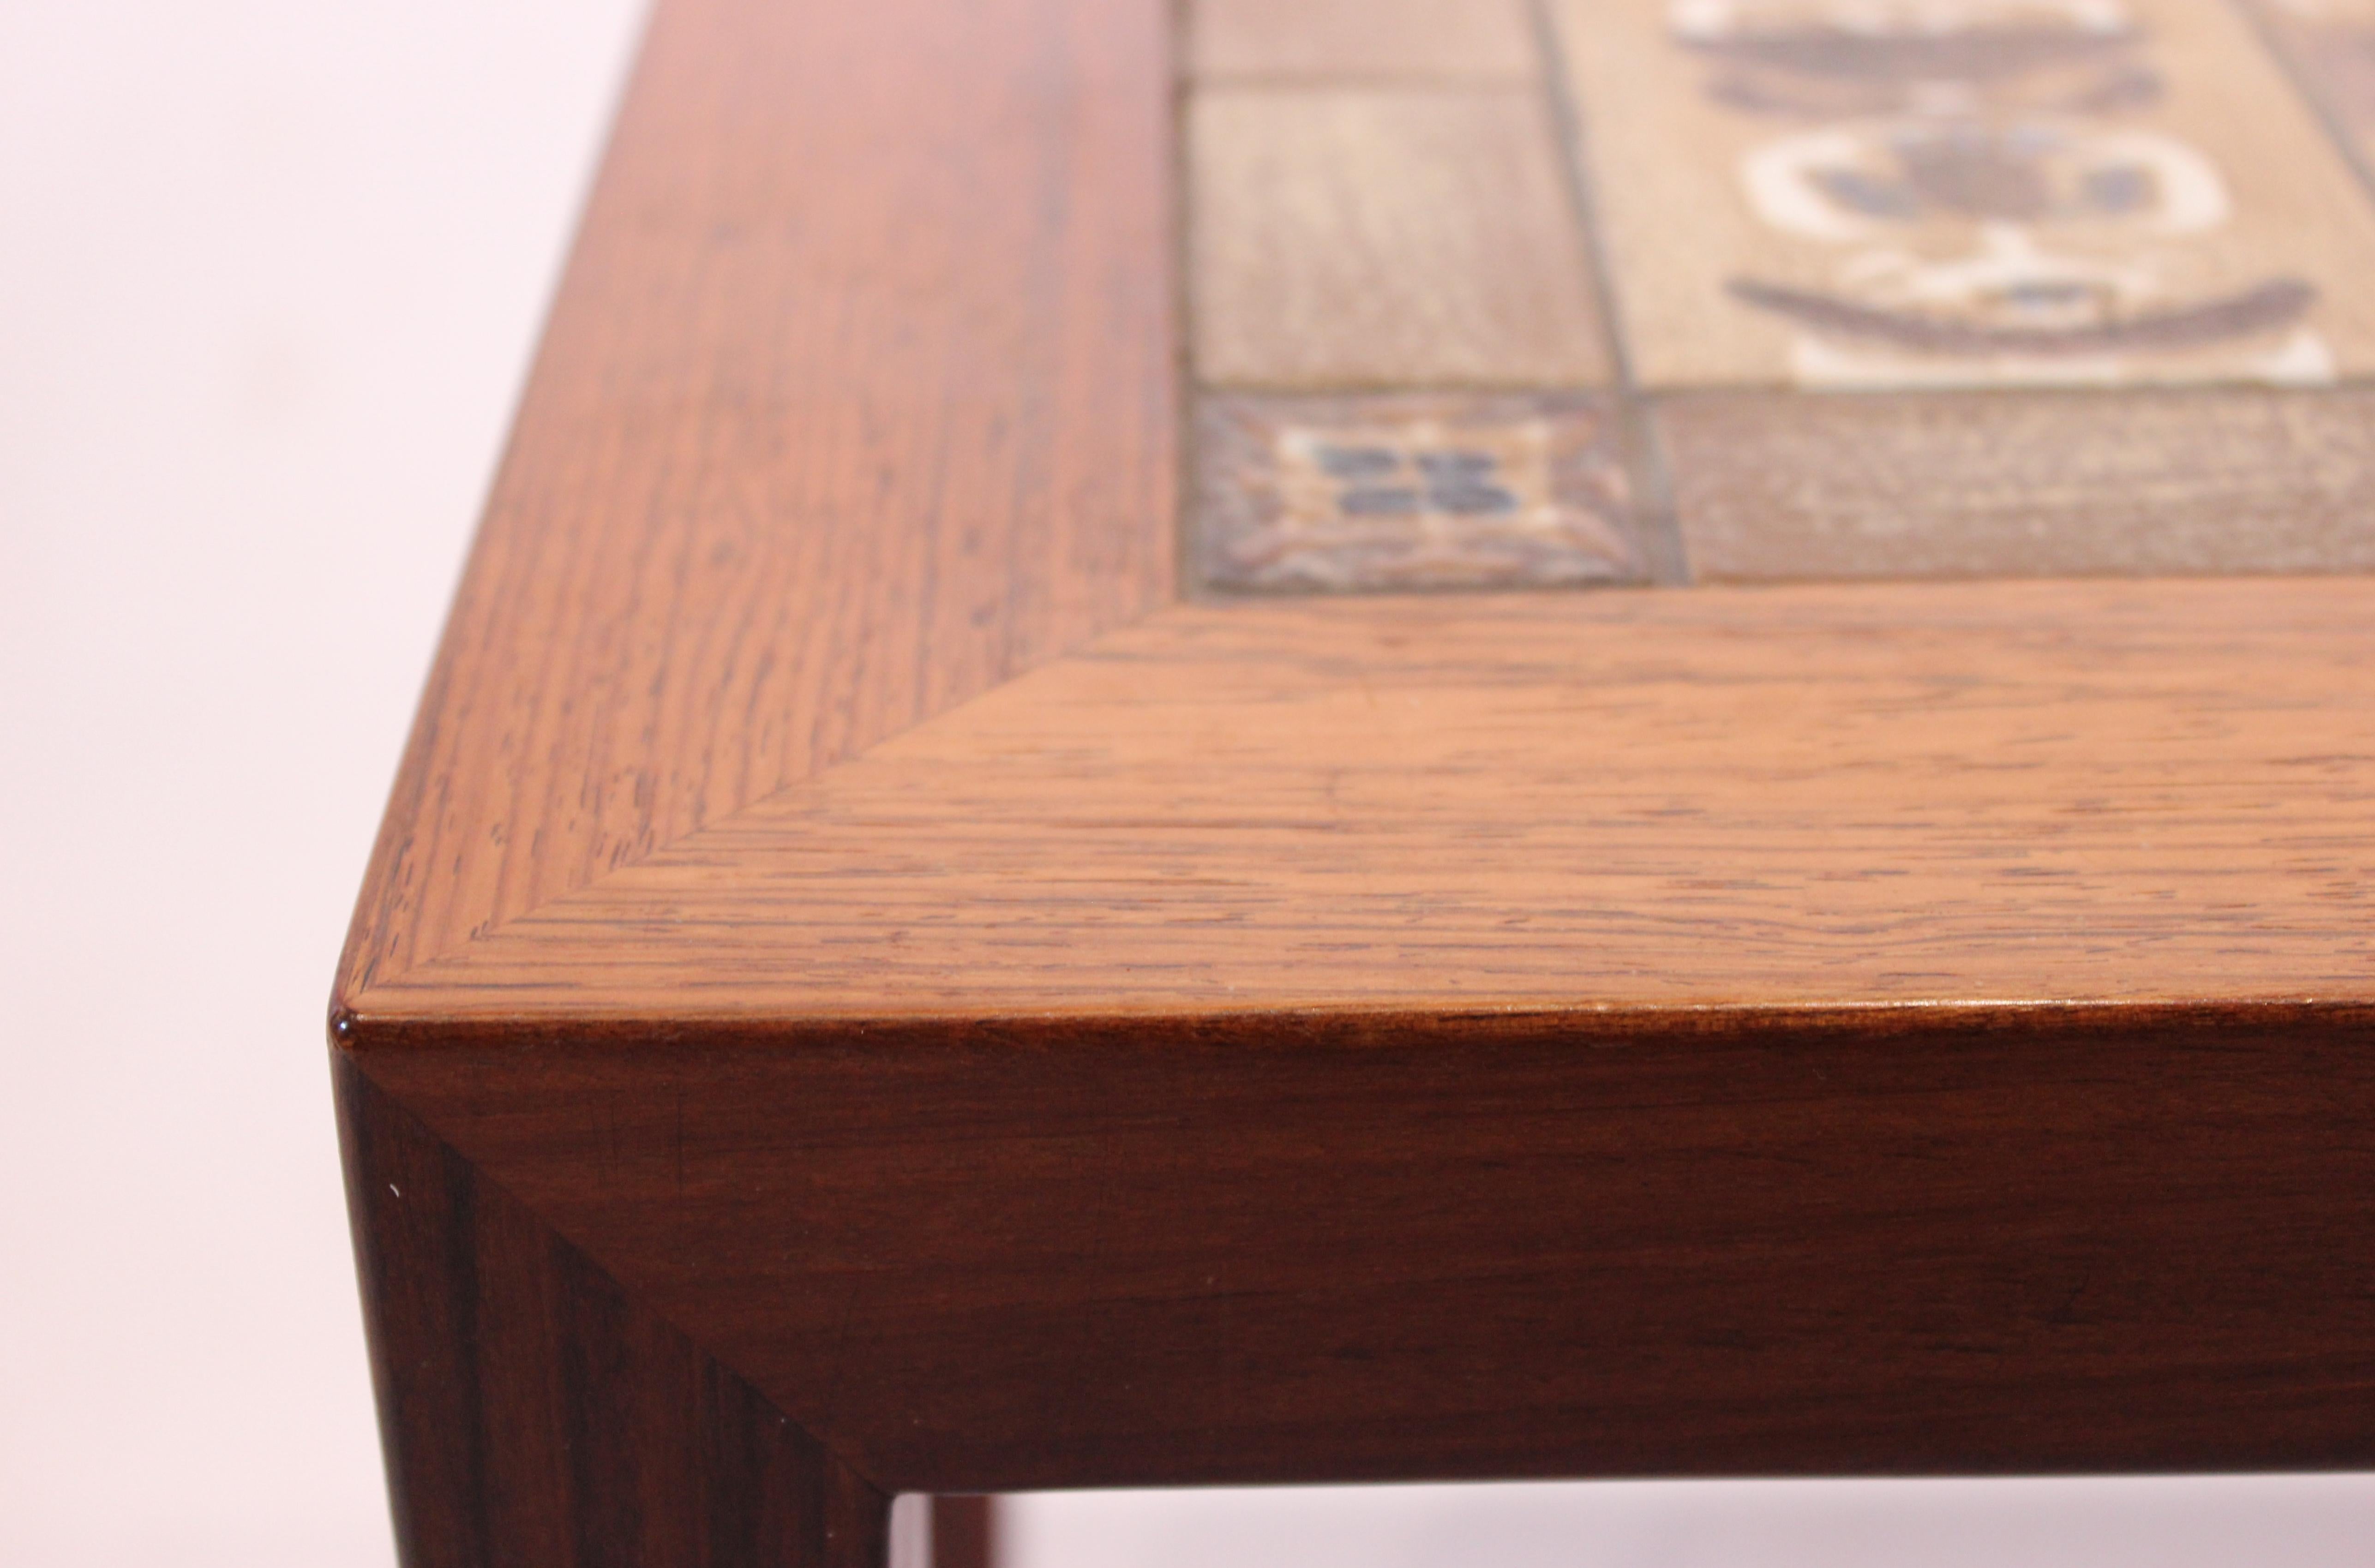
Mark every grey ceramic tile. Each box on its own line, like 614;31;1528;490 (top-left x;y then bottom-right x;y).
1661;386;2375;581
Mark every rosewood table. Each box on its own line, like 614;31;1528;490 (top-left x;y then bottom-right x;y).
332;1;2375;1564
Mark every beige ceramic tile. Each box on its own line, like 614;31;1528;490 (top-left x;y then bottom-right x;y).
1193;0;1540;81
1191;89;1613;389
1551;0;2375;389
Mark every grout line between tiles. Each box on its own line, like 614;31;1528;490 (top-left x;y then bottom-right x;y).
2228;0;2375;221
1173;0;1210;600
1528;0;1693;586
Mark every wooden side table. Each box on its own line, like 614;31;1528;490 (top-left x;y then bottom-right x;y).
333;1;2375;1564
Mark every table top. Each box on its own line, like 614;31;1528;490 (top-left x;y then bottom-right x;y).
336;0;2375;1037
329;0;2375;1497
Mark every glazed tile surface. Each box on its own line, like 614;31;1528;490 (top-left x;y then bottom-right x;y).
1183;0;2375;590
1198;395;1648;591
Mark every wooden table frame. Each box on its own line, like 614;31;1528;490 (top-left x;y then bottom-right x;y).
332;2;2375;1564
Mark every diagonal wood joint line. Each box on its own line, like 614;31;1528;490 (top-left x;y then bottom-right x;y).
341;1053;898;1496
341;579;2375;1026
340;592;1192;1004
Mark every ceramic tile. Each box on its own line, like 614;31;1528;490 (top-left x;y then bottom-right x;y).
1196;394;1649;592
1662;386;2375;580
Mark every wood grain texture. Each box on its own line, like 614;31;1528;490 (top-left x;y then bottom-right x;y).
1550;0;2375;388
335;0;2375;1540
1191;0;1540;81
351;580;2375;1019
1660;386;2375;580
334;0;1175;995
336;1053;896;1568
333;0;1171;1558
349;1006;2375;1492
1190;88;1613;389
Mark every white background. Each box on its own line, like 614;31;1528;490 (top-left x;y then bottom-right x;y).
1;3;2370;1564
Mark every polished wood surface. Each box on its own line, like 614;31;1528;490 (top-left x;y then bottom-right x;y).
334;0;2375;1563
337;1056;897;1568
337;0;1173;1559
351;578;2375;1018
354;1005;2375;1491
338;0;1174;993
926;1500;992;1568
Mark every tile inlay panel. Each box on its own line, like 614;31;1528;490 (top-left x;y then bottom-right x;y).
1184;0;2375;588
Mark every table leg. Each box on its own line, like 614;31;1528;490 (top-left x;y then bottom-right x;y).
929;1497;993;1568
334;1054;892;1568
